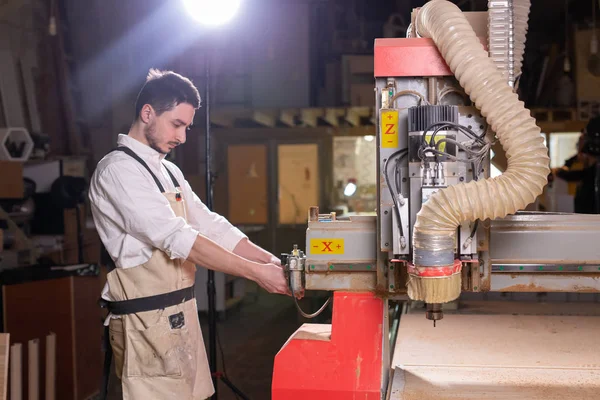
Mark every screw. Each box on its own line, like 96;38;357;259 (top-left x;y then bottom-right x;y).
468;125;473;129
385;243;389;247
459;177;464;182
452;172;456;176
390;284;395;289
412;173;415;176
384;210;388;215
468;114;473;118
390;265;394;270
480;125;484;129
402;177;407;182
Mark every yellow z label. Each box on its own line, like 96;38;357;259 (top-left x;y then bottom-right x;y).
381;110;399;148
309;238;345;255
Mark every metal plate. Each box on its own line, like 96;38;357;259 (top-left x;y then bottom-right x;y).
307;262;376;272
490;212;600;264
493;264;600;273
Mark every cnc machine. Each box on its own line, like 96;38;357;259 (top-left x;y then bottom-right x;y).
272;1;600;399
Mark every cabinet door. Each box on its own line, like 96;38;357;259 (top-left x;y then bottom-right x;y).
227;144;268;224
277;143;319;225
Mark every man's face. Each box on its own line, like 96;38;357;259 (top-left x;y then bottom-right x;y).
142;103;195;154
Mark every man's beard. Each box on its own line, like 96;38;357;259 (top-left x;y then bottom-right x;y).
144;121;167;154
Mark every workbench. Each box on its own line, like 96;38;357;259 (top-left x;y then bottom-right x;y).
389;301;600;400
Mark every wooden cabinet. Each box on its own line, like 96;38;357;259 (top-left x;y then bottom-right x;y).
2;272;103;400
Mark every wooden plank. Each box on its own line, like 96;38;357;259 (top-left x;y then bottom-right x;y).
45;334;55;400
324;108;345;127
279;109;299;127
278;144;319;224
252;109;278;127
0;334;8;400
20;51;41;133
537;120;587;134
50;0;82;156
300;108;324;128
0;49;25;127
27;340;38;400
344;106;372;127
391;310;600;399
4;279;74;400
72;277;104;400
227;144;268;224
9;343;21;400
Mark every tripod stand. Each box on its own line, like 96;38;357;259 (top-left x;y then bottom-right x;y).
202;49;250;400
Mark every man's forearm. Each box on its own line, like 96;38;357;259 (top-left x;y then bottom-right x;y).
233;238;279;264
186;235;261;281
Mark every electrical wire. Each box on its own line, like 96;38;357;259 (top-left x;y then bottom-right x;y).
424;121;487;147
390;90;429;107
467;163;479;242
383;149;409;239
437;86;470;105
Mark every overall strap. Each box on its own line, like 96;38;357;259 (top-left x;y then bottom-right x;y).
115;146;180;191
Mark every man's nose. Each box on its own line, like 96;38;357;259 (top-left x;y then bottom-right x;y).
176;131;187;144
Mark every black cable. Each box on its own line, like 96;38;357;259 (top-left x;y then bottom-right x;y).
421;121;486;151
215;325;241;400
383;149;409;238
394;157;402;195
468;163;479;240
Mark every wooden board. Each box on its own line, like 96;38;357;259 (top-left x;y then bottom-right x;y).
0;334;8;400
3;276;103;400
390;310;600;399
277;144;319;224
0;161;23;199
227;144;268;224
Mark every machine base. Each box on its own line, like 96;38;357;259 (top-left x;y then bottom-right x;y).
272;291;384;400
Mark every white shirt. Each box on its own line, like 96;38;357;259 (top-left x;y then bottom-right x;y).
89;134;247;301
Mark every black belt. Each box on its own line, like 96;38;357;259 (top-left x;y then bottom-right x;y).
98;285;196;315
99;285;195;400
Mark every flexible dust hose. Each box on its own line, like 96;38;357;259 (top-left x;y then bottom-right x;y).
412;0;550;270
513;0;531;79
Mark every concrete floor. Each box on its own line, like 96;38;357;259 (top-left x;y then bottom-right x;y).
106;282;323;399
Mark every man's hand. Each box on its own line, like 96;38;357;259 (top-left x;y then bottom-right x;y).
267;255;282;266
254;263;290;296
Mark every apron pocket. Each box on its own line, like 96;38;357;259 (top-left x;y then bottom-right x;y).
126;320;183;378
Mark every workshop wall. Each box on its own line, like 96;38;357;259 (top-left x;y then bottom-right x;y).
60;0;312;165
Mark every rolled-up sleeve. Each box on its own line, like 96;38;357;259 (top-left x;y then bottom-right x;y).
181;179;247;252
91;163;199;261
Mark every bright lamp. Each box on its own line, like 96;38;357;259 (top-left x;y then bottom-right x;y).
183;0;241;26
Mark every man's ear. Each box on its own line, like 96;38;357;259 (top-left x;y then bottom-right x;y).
140;104;154;124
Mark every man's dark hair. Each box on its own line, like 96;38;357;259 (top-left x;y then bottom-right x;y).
134;69;201;120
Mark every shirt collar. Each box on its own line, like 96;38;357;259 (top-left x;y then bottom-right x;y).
117;134;167;162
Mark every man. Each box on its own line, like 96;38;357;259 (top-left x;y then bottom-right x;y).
555;118;600;214
89;69;291;399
